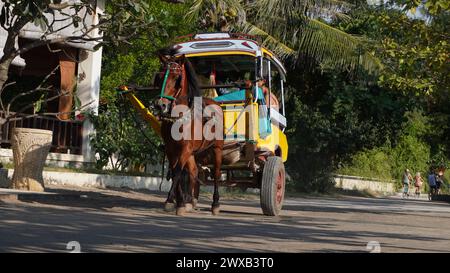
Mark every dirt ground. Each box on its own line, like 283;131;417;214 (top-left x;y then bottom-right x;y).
1;185;449;253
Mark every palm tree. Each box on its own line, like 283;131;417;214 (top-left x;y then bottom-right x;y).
186;0;381;73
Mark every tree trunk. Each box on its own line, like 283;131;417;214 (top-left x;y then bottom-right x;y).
0;57;14;92
0;17;32;91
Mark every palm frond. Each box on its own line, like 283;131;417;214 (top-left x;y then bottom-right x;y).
185;0;382;73
185;0;246;29
301;18;382;73
239;22;297;59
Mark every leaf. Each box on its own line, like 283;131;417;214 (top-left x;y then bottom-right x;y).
74;95;81;109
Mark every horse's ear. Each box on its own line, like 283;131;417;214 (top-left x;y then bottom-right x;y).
178;54;186;65
157;47;175;64
157;52;169;64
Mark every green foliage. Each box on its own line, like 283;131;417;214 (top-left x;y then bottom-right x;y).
186;0;382;72
338;147;393;180
336;2;449;96
325;1;450;192
88;101;162;171
339;110;432;188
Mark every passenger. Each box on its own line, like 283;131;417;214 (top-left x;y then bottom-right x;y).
257;79;279;111
197;72;218;98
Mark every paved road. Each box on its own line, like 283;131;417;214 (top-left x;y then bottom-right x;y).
1;186;449;253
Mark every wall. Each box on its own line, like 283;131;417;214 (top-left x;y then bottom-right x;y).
0;148;91;169
334;174;395;194
0;168;173;192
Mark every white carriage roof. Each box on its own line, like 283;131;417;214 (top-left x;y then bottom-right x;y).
174;33;287;76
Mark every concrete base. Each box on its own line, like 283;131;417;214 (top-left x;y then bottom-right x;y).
0;148;94;169
0;168;172;192
431;194;450;203
334;175;395;194
0;188;83;202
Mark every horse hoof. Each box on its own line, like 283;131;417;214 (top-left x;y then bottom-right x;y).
164;202;175;212
192;198;198;209
176;207;186;216
185;203;193;212
211;206;220;216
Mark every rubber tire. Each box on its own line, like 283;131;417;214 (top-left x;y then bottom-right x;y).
260;156;285;216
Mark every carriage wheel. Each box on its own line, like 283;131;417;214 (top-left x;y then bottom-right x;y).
260;156;285;216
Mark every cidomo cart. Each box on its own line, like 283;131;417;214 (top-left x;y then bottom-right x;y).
120;33;288;216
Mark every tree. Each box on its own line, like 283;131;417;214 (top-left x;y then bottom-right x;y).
90;0;192;172
186;0;382;72
0;0;154;95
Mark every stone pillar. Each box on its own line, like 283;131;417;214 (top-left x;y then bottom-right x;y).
11;128;53;192
76;47;102;163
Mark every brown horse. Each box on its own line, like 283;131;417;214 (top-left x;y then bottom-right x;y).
156;47;224;216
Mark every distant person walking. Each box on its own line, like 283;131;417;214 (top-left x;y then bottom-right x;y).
414;172;423;198
402;169;413;198
428;170;437;200
436;171;444;195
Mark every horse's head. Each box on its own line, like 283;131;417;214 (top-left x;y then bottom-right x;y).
156;47;184;115
156;47;201;115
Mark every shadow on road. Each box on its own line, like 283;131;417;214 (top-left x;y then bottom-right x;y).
1;187;449;253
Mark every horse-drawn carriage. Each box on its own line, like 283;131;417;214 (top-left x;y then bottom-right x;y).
119;33;288;216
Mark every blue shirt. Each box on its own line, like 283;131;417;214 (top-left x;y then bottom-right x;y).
403;173;410;184
428;174;436;186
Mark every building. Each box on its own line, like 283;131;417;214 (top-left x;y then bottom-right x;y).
0;0;104;167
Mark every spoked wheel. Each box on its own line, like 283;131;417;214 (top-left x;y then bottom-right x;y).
260;156;285;216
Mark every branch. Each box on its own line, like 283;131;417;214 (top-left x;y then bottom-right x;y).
5;100;95;122
0;81;17;113
48;2;71;11
162;0;185;3
2;64;60;117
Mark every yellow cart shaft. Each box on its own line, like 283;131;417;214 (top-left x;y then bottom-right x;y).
123;92;161;136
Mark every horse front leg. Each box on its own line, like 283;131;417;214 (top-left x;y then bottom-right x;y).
164;158;178;212
164;177;177;212
185;155;199;211
193;179;200;209
174;167;187;216
212;146;223;215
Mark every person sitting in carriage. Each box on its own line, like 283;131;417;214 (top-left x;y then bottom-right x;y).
257;78;279;112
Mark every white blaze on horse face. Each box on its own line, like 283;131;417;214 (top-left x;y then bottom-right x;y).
203;103;224;141
171;104;191;141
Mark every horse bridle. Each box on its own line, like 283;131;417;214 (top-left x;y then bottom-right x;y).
159;61;183;101
158;61;186;121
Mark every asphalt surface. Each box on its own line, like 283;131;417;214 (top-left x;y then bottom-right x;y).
0;186;449;253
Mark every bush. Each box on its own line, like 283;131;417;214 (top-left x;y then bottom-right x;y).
338;110;442;191
88;101;162;172
338;147;392;180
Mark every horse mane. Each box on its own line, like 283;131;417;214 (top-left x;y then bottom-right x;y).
157;46;179;58
183;58;201;99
